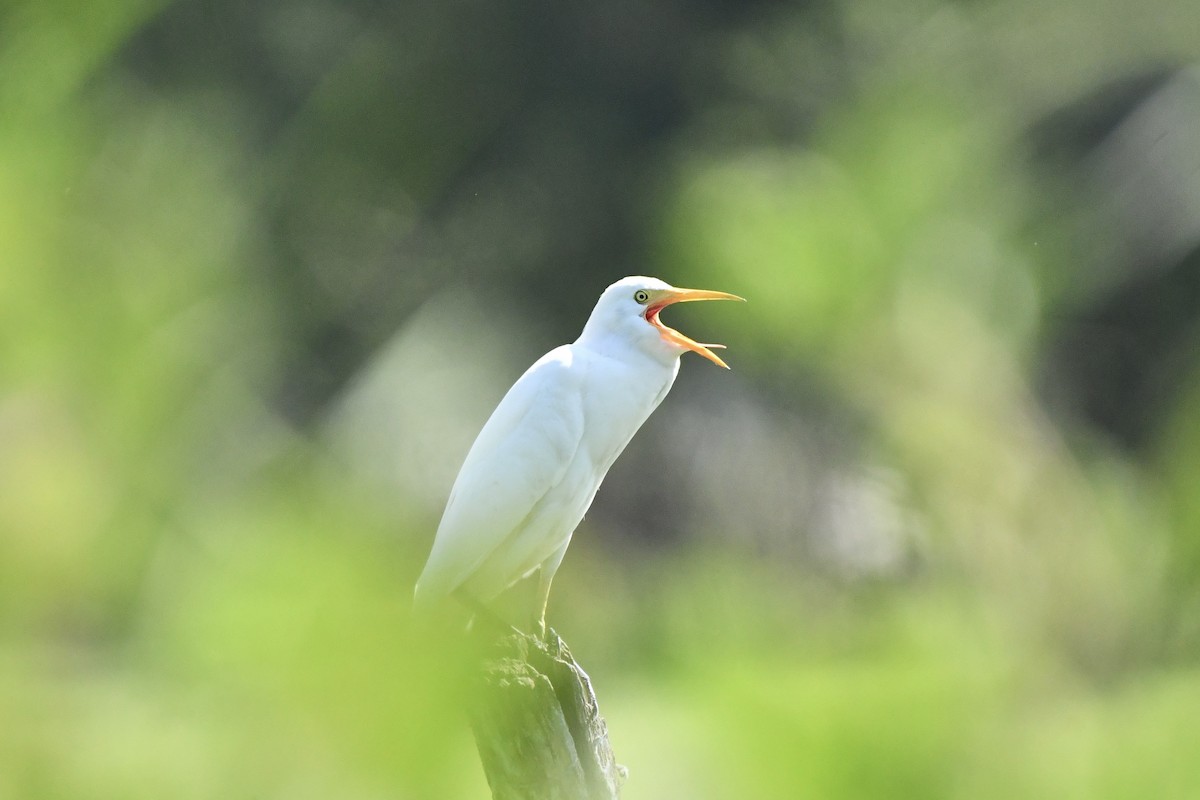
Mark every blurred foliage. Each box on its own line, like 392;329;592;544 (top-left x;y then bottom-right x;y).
3;0;1200;797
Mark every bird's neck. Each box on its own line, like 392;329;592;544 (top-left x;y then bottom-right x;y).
574;329;679;371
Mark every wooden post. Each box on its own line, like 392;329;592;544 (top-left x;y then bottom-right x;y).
468;629;625;799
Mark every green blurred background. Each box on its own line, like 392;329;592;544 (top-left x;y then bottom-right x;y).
4;0;1200;796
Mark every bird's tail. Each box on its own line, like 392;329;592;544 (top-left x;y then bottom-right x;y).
411;580;437;617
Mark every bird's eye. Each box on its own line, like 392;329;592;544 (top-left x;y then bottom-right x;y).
633;290;650;304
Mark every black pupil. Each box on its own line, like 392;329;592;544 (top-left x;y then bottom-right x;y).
636;292;646;302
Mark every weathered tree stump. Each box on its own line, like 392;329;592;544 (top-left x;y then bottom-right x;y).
468;629;625;799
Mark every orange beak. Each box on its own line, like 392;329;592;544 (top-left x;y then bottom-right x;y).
644;286;745;368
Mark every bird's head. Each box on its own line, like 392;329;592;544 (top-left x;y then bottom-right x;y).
580;276;745;368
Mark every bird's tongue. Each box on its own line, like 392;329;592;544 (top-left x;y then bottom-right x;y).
647;305;730;369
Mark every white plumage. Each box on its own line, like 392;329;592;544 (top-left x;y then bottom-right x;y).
413;276;742;631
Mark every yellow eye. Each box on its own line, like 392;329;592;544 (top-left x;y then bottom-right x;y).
633;289;650;304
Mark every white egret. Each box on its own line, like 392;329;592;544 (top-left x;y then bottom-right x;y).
413;276;743;634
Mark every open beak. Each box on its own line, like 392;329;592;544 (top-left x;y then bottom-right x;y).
645;286;745;368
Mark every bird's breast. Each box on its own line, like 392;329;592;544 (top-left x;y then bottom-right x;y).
577;352;677;471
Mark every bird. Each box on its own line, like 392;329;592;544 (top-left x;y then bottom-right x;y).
413;276;744;635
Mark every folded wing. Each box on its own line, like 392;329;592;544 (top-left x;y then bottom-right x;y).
413;346;585;609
